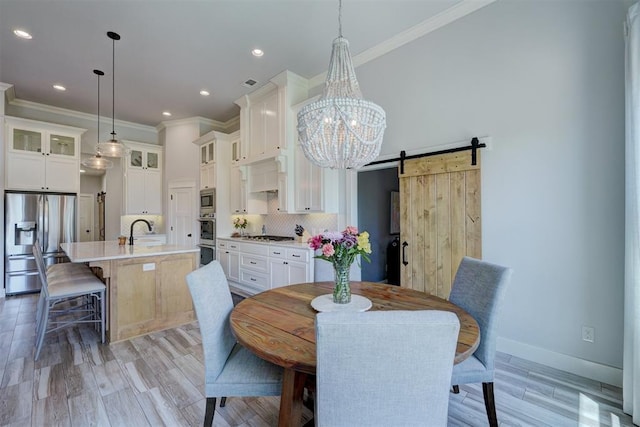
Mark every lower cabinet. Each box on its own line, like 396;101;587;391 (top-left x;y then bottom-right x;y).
218;240;240;282
217;238;314;295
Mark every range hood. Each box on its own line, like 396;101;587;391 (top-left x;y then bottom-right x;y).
249;159;279;192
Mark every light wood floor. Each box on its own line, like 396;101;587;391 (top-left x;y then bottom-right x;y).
0;293;634;426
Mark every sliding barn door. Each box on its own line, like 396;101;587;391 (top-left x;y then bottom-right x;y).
399;151;481;299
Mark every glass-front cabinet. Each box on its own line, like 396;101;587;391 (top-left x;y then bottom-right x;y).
123;141;163;215
129;147;160;170
200;141;215;166
4;117;85;192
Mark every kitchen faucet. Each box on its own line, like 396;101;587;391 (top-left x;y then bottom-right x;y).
129;219;152;245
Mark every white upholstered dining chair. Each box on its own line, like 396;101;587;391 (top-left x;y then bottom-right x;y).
185;260;283;426
449;256;513;427
315;310;460;427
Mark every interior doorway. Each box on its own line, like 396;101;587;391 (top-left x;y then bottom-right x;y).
78;193;95;242
168;182;196;247
357;167;399;283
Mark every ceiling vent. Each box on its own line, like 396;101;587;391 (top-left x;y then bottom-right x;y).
242;79;258;88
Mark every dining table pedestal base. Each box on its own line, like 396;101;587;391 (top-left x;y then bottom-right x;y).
279;369;308;427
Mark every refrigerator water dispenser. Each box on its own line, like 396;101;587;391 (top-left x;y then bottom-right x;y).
15;221;36;246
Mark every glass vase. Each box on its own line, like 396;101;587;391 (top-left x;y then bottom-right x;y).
333;262;352;304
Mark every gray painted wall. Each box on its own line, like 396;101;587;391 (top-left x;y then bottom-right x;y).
353;0;627;370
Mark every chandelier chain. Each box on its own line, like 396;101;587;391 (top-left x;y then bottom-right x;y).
111;35;115;138
338;0;342;38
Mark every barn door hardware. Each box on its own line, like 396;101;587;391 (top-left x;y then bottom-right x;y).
365;137;486;173
402;241;409;266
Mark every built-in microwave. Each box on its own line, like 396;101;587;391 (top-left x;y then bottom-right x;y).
200;189;215;212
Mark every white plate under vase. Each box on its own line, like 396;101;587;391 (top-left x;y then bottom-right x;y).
310;294;373;312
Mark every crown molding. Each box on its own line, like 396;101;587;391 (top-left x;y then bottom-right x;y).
308;0;498;89
7;98;156;133
221;115;240;133
157;114;239;134
157;116;217;130
0;82;14;94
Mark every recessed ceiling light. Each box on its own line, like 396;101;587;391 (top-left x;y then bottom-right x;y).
13;29;32;39
162;111;172;117
251;48;264;57
53;84;66;91
200;90;210;96
80;169;86;173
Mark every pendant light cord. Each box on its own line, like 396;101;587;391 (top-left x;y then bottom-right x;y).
97;71;100;147
93;69;104;153
111;35;115;139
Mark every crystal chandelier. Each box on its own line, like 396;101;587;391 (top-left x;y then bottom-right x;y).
297;0;386;169
97;31;126;158
81;69;113;170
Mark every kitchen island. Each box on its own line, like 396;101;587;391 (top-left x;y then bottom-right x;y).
60;241;199;342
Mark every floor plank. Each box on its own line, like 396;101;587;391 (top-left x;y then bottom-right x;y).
0;293;634;426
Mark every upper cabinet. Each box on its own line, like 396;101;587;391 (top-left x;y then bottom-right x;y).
294;142;339;213
123;141;163;215
235;70;308;165
4;117;85;193
199;139;216;190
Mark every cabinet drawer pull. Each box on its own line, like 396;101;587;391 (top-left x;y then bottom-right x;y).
250;261;257;265
292;254;301;258
250;278;256;281
273;251;281;255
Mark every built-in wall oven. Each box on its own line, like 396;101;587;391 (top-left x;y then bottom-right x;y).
198;243;215;266
198;188;216;265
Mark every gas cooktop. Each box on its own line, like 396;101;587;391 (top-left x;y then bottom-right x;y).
243;235;295;242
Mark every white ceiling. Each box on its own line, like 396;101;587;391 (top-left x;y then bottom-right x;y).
0;0;468;127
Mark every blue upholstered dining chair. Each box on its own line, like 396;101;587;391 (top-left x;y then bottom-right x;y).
449;256;513;427
315;310;460;427
185;261;283;426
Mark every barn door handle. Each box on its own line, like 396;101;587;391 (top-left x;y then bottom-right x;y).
402;241;409;266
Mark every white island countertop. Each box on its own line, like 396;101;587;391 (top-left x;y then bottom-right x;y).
60;241;199;263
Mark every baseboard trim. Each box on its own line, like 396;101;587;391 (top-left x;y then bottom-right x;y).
497;337;622;387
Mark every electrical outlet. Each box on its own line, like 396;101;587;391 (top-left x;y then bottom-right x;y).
582;326;595;343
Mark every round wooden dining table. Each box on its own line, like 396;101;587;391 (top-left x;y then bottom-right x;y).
230;281;480;427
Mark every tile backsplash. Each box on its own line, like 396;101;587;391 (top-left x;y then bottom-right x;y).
120;215;164;237
232;195;337;238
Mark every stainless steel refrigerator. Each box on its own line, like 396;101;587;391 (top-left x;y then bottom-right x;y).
4;191;76;296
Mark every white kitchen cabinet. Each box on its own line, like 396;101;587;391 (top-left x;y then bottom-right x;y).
200;140;215;166
218;240;240;283
200;163;215;190
294;143;339;213
217;238;314;295
229;166;246;214
231;136;243;164
4;117;85;193
230;166;267;215
199;139;216;190
248;88;280;159
269;246;312;288
238;242;270;293
124;142;163;215
234;70;308;165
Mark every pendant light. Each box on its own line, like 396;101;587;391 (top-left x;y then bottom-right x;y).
297;0;386;169
82;70;113;170
97;31;126;158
